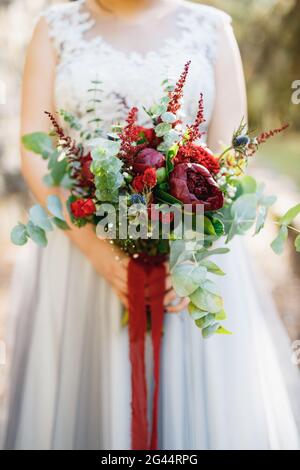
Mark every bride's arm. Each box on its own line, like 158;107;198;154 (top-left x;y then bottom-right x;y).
21;18;129;307
207;18;247;152
20;18;179;311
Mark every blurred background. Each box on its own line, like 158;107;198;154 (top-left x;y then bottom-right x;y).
0;0;299;352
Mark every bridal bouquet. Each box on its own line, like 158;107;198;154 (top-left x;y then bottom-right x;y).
11;61;300;449
12;60;300;336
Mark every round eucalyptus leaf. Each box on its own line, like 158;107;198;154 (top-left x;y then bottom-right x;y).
11;223;28;246
29;205;53;232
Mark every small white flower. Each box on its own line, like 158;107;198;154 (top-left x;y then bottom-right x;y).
227;185;237;198
217;176;226;186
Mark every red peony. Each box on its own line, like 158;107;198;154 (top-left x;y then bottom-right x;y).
70;198;96;218
169;163;224;211
133;148;165;174
143;168;157;188
175;143;220;174
132;175;145;193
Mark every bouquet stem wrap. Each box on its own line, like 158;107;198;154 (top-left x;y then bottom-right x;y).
128;256;166;450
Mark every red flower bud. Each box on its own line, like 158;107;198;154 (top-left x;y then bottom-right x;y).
133;148;165;174
70;198;96;218
143;167;157;188
132;175;145;193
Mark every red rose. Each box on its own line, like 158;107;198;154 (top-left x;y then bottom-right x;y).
132;175;145;193
135;126;157;146
169;163;224;211
70;198;96;218
143;168;157;188
175;143;220;174
133;148;165;174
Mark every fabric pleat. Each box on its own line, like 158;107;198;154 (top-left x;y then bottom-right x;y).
1;231;300;450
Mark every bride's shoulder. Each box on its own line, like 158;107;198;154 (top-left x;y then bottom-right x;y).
182;1;232;25
37;0;84;27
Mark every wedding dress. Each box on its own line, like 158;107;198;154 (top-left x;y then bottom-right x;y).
2;0;300;450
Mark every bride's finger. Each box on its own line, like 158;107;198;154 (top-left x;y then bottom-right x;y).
166;297;189;314
164;288;177;306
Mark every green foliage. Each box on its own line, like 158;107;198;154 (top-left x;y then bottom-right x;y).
155;122;172;137
29;205;53;232
47;195;65;221
22;132;53;158
271;225;288;254
10;223;28;246
91;142;124;203
270;203;300;254
26;221;47;247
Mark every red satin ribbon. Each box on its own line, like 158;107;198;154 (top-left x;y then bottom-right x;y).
128;257;166;450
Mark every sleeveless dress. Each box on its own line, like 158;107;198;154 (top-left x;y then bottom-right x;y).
2;0;300;450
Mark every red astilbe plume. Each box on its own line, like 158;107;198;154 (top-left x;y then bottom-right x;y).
119;107;140;161
167;60;191;114
45;111;83;160
248;123;289;156
45;111;95;195
186;93;206;142
257;123;289;144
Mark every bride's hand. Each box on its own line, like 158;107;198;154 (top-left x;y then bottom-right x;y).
87;238;130;308
87;237;188;313
164;271;189;314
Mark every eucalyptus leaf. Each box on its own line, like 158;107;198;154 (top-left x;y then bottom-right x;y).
11;223;28;246
216;326;232;335
47;195;65;221
22;132;53;157
52;217;70;230
196;247;230;262
190;282;223;314
240;175;257;194
271;225;288;255
259;194;276;207
231;193;257;234
155;122;172;137
255;205;267;235
279;203;300;226
171;263;207;297
161;112;177;124
215;309;227;321
195;313;216;330
26;221;48;246
200;259;225;276
29;205;53;232
202;322;220;338
169;240;194;270
188;303;209;320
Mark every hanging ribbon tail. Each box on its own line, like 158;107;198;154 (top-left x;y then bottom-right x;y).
148;263;166;450
128;259;148;450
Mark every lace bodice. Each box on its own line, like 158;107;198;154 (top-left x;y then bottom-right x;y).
39;0;231;136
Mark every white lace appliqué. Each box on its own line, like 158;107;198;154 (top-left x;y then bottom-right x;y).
40;0;231;136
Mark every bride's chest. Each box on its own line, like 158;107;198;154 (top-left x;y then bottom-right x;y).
54;40;216;127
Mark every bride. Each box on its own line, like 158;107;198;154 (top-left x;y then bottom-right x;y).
2;0;300;450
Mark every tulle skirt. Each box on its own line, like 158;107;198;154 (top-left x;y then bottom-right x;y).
1;231;300;449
